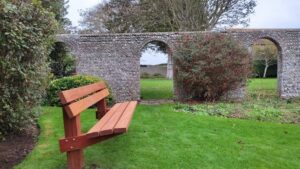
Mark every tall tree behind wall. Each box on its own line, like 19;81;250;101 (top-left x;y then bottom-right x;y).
41;0;71;33
40;0;76;78
79;0;256;33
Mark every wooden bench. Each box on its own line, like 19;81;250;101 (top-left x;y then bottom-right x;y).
58;82;137;169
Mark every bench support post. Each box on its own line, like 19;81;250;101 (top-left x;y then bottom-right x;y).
96;99;107;119
63;110;84;169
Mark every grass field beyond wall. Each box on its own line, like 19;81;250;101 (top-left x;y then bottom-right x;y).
140;78;173;100
140;78;278;100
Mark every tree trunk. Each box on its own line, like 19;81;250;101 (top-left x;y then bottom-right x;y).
263;62;269;78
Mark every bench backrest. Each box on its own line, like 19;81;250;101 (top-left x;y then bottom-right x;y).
59;82;109;118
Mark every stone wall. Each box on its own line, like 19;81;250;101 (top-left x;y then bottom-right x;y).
56;29;300;102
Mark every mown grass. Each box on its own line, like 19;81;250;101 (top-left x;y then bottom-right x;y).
140;78;278;100
16;105;300;169
140;78;173;100
16;78;300;169
247;78;277;97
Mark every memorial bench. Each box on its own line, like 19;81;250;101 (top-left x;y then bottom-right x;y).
58;82;137;169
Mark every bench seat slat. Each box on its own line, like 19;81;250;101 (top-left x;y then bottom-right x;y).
59;82;106;104
64;89;109;118
113;101;138;134
99;102;130;136
87;103;122;138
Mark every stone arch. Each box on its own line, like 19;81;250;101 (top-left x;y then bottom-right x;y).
249;35;283;96
56;29;300;101
139;38;174;53
49;41;77;77
138;39;175;99
140;39;174;76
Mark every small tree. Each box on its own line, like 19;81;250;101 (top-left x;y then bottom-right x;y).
252;40;278;78
174;33;251;101
0;1;57;138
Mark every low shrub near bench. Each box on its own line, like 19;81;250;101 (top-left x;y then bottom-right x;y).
47;75;114;106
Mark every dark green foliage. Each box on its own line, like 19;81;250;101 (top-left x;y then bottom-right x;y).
140;72;150;79
40;0;71;32
0;1;57;138
174;33;251;101
47;75;114;106
49;42;76;78
140;72;165;79
153;73;165;78
253;60;277;78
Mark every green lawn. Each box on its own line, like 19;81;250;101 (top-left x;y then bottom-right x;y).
140;78;173;100
247;78;277;91
247;78;277;97
16;105;300;169
16;78;300;169
140;78;278;100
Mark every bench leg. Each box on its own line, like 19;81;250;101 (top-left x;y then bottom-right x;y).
63;111;84;169
67;150;84;169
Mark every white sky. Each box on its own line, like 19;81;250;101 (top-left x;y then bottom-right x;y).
66;0;300;65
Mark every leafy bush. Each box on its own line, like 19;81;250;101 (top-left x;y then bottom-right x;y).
140;72;166;79
174;33;251;101
153;73;165;78
47;75;114;106
140;72;150;79
49;42;76;78
0;1;57;138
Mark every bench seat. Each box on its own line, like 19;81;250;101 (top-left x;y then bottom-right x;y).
87;101;138;138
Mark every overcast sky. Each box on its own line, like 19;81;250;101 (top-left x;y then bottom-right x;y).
66;0;300;65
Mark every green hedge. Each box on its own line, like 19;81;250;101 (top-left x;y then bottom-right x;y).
47;75;114;106
0;1;57;139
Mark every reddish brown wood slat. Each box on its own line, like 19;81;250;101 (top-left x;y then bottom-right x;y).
87;103;122;138
99;102;130;136
59;82;106;104
114;101;138;134
64;89;109;118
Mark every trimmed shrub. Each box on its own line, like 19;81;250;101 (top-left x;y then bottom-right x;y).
174;33;251;101
0;1;57;138
140;72;166;79
47;75;114;106
140;72;150;79
153;73;165;78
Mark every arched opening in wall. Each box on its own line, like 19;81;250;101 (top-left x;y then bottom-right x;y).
249;38;282;98
49;42;76;78
140;41;174;100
